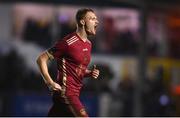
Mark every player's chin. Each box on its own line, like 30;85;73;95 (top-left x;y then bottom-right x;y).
91;32;96;35
87;31;96;36
91;30;97;35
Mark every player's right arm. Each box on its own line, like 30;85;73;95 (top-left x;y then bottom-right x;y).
36;51;61;92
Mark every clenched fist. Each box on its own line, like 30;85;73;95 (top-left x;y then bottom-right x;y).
91;65;100;79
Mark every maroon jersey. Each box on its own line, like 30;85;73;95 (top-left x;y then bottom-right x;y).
48;32;91;97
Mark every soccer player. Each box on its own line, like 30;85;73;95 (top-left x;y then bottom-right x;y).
36;8;100;117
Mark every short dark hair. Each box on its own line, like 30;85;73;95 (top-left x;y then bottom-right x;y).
76;8;94;27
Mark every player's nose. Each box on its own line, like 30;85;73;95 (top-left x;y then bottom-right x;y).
96;19;99;25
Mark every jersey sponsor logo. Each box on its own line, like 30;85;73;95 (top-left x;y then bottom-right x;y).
83;48;88;51
76;64;86;77
66;36;78;45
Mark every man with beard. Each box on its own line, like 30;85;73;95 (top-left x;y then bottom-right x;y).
36;8;100;117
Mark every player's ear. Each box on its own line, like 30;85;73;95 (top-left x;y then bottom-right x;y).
80;19;85;26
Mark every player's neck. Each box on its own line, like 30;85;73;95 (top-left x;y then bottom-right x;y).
76;27;88;42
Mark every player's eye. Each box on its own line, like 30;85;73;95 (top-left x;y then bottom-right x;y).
90;17;97;21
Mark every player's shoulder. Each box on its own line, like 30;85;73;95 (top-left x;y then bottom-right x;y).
63;32;79;46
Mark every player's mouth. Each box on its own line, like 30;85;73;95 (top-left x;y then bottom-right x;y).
94;25;97;29
94;25;98;31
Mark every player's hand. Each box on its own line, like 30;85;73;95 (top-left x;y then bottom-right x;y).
47;81;62;92
91;65;100;79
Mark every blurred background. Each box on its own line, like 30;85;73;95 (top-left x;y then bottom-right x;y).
0;0;180;117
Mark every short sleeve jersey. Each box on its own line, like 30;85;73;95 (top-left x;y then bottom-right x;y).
48;32;92;96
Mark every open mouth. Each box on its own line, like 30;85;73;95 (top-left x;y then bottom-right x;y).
94;25;97;30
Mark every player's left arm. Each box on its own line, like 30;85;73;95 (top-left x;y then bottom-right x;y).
85;65;100;79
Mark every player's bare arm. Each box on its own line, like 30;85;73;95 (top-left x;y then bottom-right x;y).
36;51;62;92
